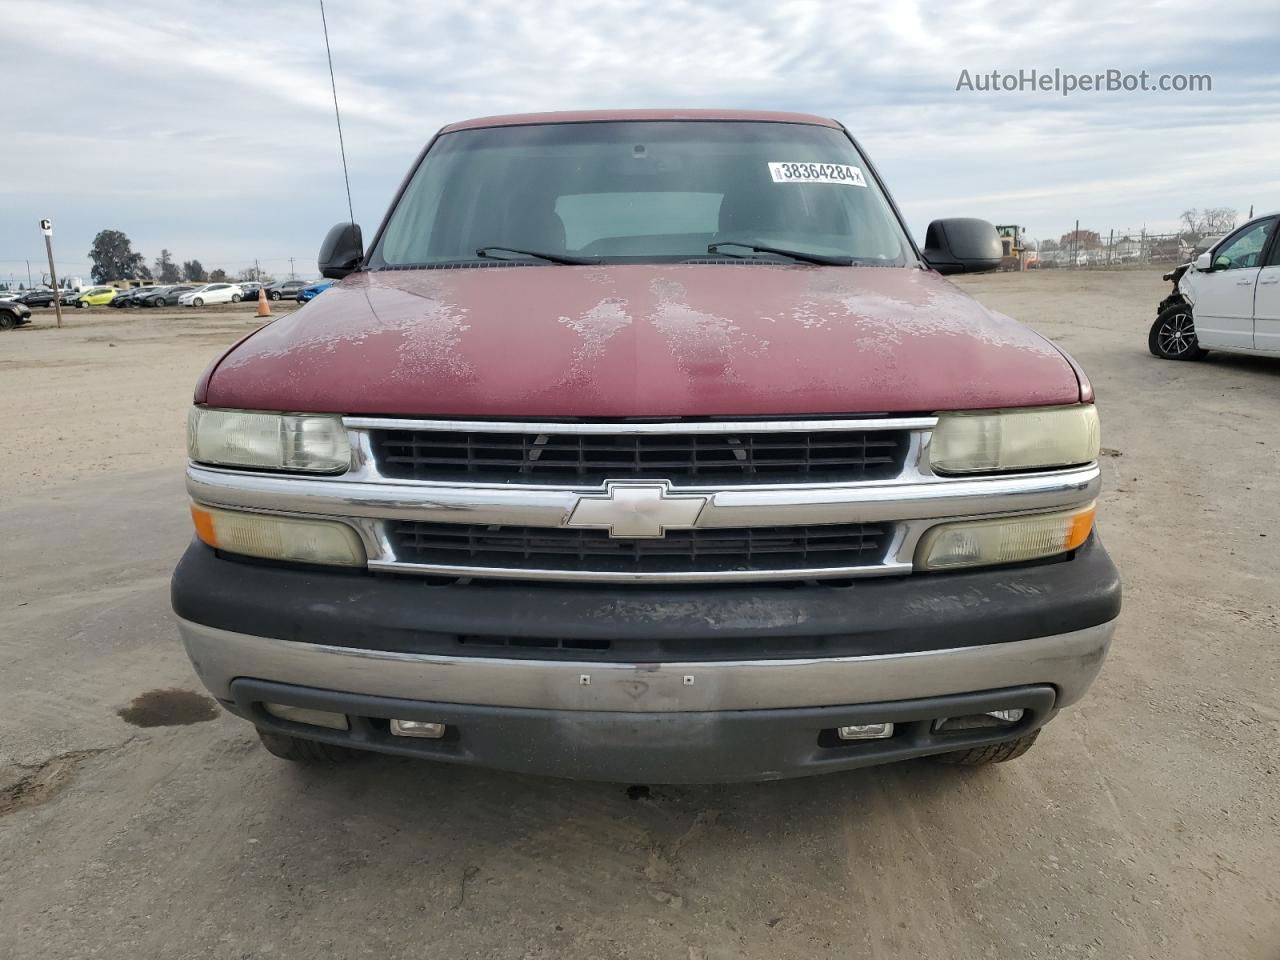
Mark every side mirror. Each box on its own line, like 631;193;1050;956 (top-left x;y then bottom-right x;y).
319;222;363;279
1194;252;1212;271
922;218;1004;275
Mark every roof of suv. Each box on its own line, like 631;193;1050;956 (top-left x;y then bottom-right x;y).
440;108;841;133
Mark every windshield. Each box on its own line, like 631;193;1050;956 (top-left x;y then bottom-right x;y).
372;121;914;267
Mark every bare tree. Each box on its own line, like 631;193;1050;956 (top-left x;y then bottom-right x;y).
1179;207;1237;241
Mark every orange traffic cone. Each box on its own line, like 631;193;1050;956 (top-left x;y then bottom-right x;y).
256;285;271;318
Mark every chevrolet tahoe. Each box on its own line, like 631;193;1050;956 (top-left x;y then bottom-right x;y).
171;109;1120;783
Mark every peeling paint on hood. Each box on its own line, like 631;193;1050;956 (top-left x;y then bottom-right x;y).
203;264;1081;417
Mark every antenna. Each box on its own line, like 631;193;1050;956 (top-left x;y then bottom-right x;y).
319;0;355;226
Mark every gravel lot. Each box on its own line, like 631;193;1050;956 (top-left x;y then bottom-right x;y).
1;271;1277;959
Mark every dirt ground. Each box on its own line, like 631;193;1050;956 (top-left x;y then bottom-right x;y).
0;302;287;488
1;271;1277;959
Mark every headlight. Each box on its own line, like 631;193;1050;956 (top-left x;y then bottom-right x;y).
190;504;365;566
929;405;1099;474
188;407;351;473
916;503;1095;571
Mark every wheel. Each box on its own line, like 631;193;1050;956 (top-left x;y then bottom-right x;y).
156;298;168;307
933;729;1040;766
1149;304;1207;361
76;300;88;308
231;294;242;303
256;728;362;763
192;297;204;306
270;291;281;300
0;313;15;331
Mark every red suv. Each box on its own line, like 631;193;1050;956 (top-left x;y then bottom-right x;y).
172;110;1118;782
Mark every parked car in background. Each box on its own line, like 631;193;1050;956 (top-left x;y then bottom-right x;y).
59;290;80;306
138;285;197;307
1150;211;1279;360
16;289;59;307
0;298;33;330
0;289;22;301
296;280;334;303
110;287;157;308
179;283;244;307
76;286;118;307
1192;234;1224;259
238;282;264;301
264;279;309;301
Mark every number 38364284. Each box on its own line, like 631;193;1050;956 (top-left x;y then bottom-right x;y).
767;162;867;186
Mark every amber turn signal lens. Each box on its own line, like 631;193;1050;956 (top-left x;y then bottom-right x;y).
1065;504;1096;552
191;505;219;547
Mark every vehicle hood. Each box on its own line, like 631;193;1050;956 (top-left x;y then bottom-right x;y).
202;264;1082;417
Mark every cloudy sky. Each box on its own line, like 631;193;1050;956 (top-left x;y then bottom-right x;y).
3;0;1278;284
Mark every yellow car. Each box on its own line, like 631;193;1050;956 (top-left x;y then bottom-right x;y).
76;286;118;308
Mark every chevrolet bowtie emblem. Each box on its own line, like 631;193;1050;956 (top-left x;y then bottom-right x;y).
566;481;708;539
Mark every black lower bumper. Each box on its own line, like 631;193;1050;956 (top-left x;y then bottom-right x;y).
172;533;1120;662
231;678;1058;783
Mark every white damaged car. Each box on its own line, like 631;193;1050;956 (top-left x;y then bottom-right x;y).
1150;213;1280;360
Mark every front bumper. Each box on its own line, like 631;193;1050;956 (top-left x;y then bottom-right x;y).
172;534;1119;781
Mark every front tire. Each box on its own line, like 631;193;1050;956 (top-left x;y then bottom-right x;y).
231;294;242;303
933;730;1040;766
192;297;204;306
0;313;15;331
156;298;168;307
1149;304;1207;361
270;291;281;301
76;300;88;308
256;729;362;763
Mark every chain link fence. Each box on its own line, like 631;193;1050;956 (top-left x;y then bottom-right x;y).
1021;228;1225;270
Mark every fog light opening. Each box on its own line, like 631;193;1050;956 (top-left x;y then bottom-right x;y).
837;722;895;741
263;703;349;731
390;719;447;739
933;709;1025;734
987;708;1025;723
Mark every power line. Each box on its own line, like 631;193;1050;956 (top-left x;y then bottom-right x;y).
319;0;355;227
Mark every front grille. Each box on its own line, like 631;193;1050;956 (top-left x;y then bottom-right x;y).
388;521;890;575
370;427;909;485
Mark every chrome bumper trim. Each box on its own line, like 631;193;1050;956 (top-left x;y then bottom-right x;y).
186;463;1101;530
178;617;1114;713
364;556;912;583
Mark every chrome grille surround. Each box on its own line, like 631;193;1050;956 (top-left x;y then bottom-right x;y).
186;415;1101;583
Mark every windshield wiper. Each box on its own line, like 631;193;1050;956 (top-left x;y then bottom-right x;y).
476;246;597;265
706;241;853;266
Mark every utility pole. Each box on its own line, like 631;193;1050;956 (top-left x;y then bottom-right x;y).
40;219;63;328
254;258;261;282
288;257;297;279
26;260;32;287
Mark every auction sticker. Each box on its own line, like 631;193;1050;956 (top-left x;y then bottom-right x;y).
768;162;867;186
